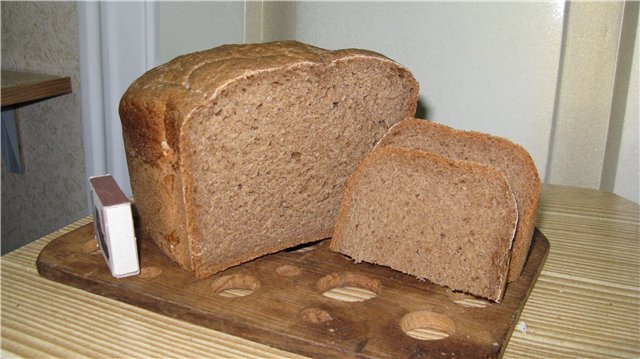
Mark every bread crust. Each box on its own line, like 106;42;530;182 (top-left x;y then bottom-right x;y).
119;41;418;277
121;41;413;161
376;118;541;282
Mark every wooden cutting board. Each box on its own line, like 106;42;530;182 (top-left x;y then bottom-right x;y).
37;224;548;358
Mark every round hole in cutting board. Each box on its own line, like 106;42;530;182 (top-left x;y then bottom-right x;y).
139;266;162;279
322;287;377;302
400;311;455;341
454;297;490;308
276;264;302;276
317;272;381;302
211;274;260;297
82;239;101;255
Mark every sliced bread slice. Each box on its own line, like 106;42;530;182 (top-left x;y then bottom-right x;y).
375;118;540;282
330;146;518;302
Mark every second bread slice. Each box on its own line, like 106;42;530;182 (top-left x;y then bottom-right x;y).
376;118;541;282
330;146;518;302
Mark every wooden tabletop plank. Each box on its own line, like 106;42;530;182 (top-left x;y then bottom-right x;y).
504;185;640;359
2;257;302;358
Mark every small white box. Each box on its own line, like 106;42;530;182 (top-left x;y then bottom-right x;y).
89;175;140;278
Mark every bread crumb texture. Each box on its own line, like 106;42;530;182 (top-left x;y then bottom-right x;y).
331;146;518;301
377;118;540;282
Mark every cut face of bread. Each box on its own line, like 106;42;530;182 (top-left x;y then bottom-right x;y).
376;118;540;282
330;146;518;302
119;41;419;278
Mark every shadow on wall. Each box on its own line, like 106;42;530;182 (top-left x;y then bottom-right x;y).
415;97;429;120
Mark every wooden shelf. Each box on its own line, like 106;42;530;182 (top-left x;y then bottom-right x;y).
1;70;71;107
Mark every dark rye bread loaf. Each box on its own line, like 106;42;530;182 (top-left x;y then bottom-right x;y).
330;146;518;302
375;118;541;282
119;41;419;278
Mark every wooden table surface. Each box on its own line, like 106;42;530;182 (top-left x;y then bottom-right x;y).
2;184;639;358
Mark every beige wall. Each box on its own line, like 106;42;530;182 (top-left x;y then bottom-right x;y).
157;1;638;202
292;2;563;179
545;2;638;199
290;1;638;203
158;1;245;63
613;12;639;203
1;2;87;253
80;1;640;206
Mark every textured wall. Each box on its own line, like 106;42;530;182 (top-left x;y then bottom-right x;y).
1;2;87;253
289;1;638;203
614;21;640;203
292;2;564;181
545;2;625;189
158;1;244;63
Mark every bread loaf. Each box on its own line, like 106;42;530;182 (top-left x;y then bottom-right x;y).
330;146;518;302
119;41;419;278
375;118;541;281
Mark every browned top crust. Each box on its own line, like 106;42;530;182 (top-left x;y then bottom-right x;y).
119;41;406;166
126;41;390;101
